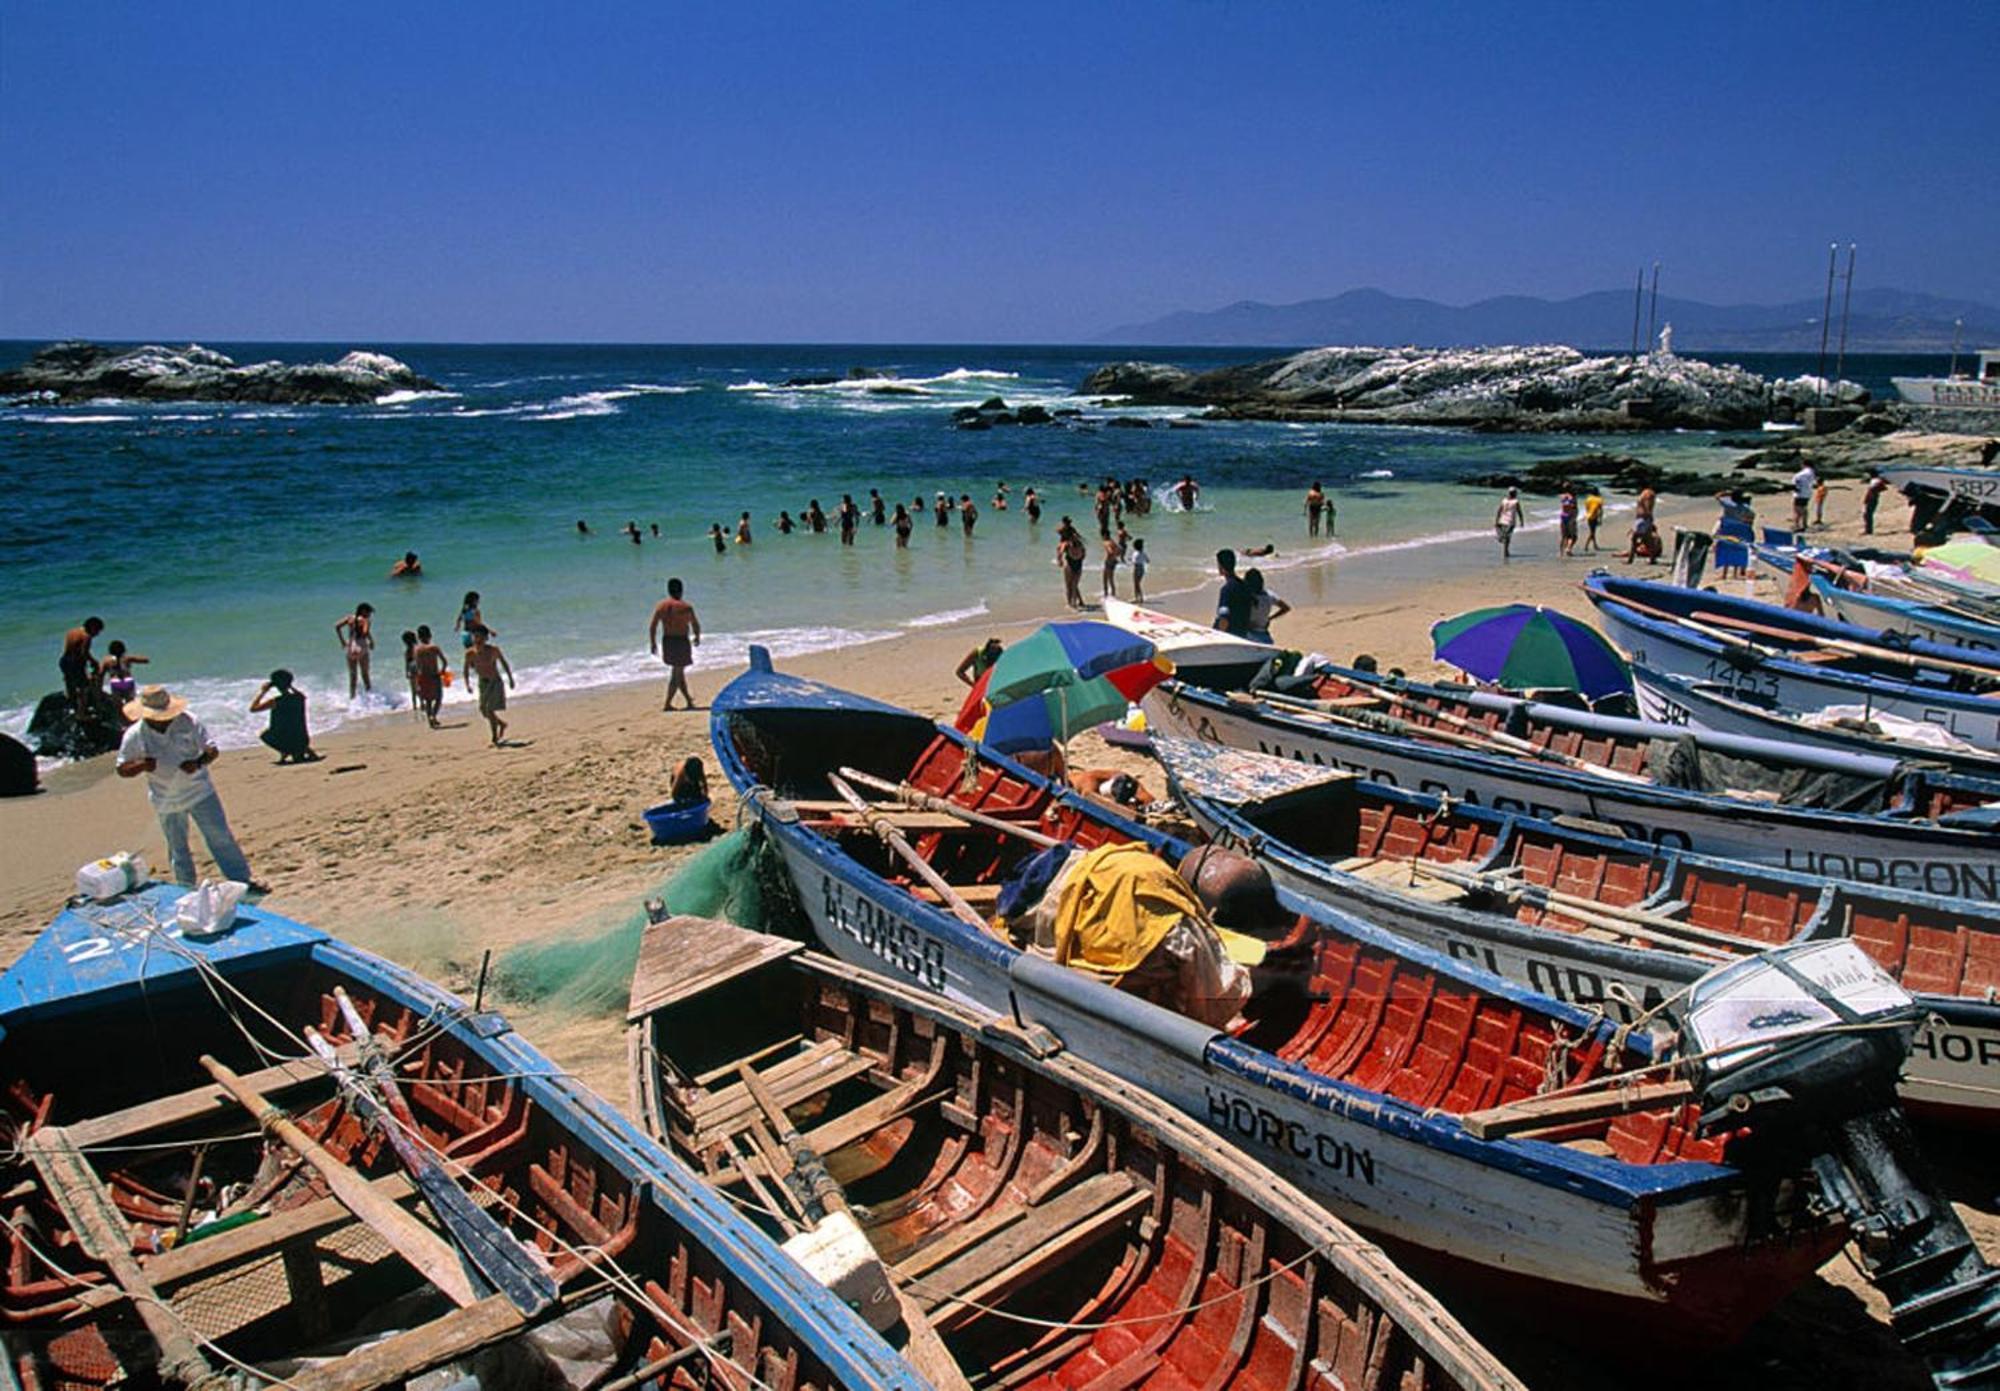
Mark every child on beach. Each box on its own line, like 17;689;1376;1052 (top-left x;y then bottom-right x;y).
462;625;515;745
1101;533;1122;597
412;625;448;727
1583;489;1604;551
100;640;148;706
670;756;709;807
1130;538;1148;601
250;670;317;764
401;630;420;714
455;592;484;649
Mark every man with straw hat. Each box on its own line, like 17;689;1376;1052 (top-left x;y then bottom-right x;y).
115;685;265;892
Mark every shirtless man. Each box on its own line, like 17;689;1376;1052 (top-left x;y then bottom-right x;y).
1304;482;1327;537
388;550;422;578
60;617;104;718
411;625;448;727
648;578;702;711
461;625;515;745
334;603;375;698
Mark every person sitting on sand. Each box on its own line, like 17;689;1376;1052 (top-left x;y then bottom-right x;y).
956;637;1004;686
670;756;709;806
99;640;148;707
335;602;375;697
462;624;515;745
412;625;448;727
389;550;421;578
250;670;318;764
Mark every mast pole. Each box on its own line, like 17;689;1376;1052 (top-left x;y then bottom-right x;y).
1631;266;1644;358
1834;243;1857;385
1816;241;1837;402
1645;261;1661;354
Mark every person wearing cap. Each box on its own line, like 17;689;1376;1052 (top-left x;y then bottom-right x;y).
116;685;265;891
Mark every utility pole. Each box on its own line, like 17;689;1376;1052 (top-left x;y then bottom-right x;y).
1816;242;1837;403
1631;267;1644;358
1645;262;1661;356
1834;244;1857;385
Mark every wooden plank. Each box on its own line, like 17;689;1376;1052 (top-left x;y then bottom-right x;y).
908;883;1004;910
64;1048;356;1151
24;1127;216;1386
689;1048;877;1142
628;917;801;1023
284;1293;529;1391
1458;1079;1694;1140
910;1174;1150;1327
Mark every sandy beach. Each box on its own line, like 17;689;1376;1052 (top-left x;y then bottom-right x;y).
4;487;1990;1388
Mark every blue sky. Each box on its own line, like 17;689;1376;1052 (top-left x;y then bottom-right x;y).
3;2;1994;342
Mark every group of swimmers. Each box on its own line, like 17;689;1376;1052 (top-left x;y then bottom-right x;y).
335;589;516;744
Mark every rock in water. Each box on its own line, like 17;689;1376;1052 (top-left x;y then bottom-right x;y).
26;690;124;760
0;341;440;404
1081;345;1860;431
0;734;36;798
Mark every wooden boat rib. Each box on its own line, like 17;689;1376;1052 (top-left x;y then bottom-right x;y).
711;650;1868;1345
628;918;1526;1390
1149;734;2000;1122
0;886;928;1391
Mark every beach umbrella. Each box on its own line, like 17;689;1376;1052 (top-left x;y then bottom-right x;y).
1429;604;1631;699
968;621;1174;754
1919;541;2000;587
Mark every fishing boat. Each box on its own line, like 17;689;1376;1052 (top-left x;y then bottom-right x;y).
0;885;929;1391
1583;571;2000;752
1151;733;2000;1124
1892;350;2000;410
625;915;1526;1391
1100;597;1276;691
710;648;1998;1366
1630;663;2000;779
1809;575;2000;652
1143;664;2000;904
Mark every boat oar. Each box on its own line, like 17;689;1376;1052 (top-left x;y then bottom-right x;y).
1402;861;1745;960
835;767;1060;849
1691;609;2000;682
827;772;990;930
199;1054;482;1308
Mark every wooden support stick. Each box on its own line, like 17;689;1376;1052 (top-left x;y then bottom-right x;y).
836;767;1060;848
24;1128;221;1389
198;1054;480;1308
1402;861;1744;958
1692;608;2000;681
1459;1078;1695;1139
827;773;990;930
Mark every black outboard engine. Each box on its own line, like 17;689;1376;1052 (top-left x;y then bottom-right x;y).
1678;942;2000;1388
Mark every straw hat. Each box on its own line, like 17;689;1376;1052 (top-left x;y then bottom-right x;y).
126;684;189;724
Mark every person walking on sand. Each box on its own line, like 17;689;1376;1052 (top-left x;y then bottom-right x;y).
462;625;515;745
1583;487;1604;552
1130;538;1149;602
1862;469;1889;535
60;617;105;719
250;669;318;764
1305;482;1328;537
1813;475;1830;528
1493;489;1522;561
335;602;375;698
117;685;266;891
649;578;701;711
1791;462;1816;532
411;625;448;727
1101;532;1122;598
959;494;978;537
400;630;420;714
1557;486;1578;558
892;503;913;548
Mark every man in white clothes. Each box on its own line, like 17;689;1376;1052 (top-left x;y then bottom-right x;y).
1791;462;1816;532
116;685;266;891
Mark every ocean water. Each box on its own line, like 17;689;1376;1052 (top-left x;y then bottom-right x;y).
0;345;1945;752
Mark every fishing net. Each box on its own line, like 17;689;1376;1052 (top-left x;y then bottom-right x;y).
490;826;806;1016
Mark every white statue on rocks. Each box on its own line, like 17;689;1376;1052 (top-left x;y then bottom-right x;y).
1656;322;1675;359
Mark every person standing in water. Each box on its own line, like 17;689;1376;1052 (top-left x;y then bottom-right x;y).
648;578;701;712
892;503;913;548
462;625;515;745
411;625;448;727
735;512;754;545
1305;482;1328;537
1101;532;1122;598
959;494;978;536
60;617;104;719
839;495;858;545
1493;489;1522;561
933;493;952;527
709;523;727;553
455;592;484;652
807;499;827;533
1057;520;1087;610
1024;487;1042;523
335;602;375;697
388;550;422;578
100;640;148;708
869;489;886;525
1176;475;1200;512
1130;538;1149;602
775;510;796;535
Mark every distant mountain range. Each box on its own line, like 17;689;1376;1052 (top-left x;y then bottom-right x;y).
1096;287;2000;353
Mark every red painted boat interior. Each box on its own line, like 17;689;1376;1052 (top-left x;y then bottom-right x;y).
0;964;842;1391
807;735;1728;1169
646;957;1498;1391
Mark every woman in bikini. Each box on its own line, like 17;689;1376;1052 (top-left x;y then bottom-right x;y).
335;602;376;698
455;591;484;651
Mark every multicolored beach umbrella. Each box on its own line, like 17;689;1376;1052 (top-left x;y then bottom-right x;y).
961;621;1174;754
1429;603;1631;699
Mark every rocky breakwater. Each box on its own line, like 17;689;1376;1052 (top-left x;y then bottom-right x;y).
1082;345;1838;432
0;340;440;404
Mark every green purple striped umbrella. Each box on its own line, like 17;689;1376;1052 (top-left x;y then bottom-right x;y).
1429;604;1631;699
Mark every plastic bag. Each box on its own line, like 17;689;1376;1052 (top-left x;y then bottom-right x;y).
175;880;248;939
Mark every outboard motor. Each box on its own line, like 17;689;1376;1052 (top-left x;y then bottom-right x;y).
1677;941;2000;1388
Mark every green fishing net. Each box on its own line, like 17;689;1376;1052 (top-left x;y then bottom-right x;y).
490;826;806;1016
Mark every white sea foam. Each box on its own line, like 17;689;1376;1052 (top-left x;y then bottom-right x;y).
374;388;462;405
10;413;135;424
1359;468;1395;479
902;603;990;629
618;382;697;394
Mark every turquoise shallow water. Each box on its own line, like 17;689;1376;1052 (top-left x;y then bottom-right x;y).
0;344;1914;751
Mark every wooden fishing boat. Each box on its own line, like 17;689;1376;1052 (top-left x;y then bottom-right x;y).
625;916;1526;1391
0;885;930;1391
1100;597;1277;691
1151;733;2000;1124
1584;571;2000;751
1632;663;2000;780
1143;664;2000;904
708;648;1987;1354
1810;576;2000;652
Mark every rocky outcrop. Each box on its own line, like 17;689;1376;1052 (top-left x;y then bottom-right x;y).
1459;452;1788;497
0;341;439;404
1081;346;1863;432
25;689;124;760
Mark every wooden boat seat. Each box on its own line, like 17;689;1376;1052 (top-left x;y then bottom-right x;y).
1340;856;1469;904
895;1170;1150;1330
909;882;1005;910
63;1050;354;1150
688;1040;878;1144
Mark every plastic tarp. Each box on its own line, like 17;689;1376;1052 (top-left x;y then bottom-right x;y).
1647;735;1894;812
